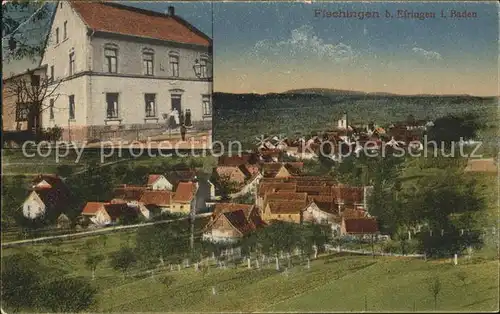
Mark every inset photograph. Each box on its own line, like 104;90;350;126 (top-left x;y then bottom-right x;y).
3;1;213;149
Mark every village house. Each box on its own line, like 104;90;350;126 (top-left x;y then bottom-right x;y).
112;184;147;202
40;1;212;142
203;203;265;243
256;182;297;208
261;162;303;178
139;190;173;214
81;200;148;226
262;200;307;223
146;174;173;190
170;181;197;214
21;174;71;220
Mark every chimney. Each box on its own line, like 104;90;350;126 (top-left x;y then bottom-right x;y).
167;6;175;16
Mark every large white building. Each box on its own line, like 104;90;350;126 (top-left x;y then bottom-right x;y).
41;1;212;142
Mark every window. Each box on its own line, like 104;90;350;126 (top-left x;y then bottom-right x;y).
55;27;59;44
200;58;207;78
69;52;75;75
49;99;54;120
202;95;211;116
15;103;29;121
106;93;119;119
68;95;75;120
169;54;179;77
60;2;62;8
144;94;156;117
63;21;67;39
104;48;117;73
143;52;154;76
50;65;54;81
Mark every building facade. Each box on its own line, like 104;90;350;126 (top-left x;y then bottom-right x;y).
40;1;212;142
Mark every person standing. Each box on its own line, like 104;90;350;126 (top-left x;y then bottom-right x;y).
180;123;187;141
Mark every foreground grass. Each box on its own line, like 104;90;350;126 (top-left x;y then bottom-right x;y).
3;224;498;313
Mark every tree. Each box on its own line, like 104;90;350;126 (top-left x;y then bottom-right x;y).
109;247;137;278
85;253;104;280
56;164;74;178
428;276;442;310
4;70;63;139
38;277;96;312
2;1;52;62
427;113;481;148
215;174;240;200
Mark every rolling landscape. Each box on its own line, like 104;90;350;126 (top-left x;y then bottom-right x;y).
213;89;498;151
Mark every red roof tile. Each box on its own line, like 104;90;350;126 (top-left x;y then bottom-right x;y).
344;218;379;234
147;174;162;185
223;210;256;235
267;200;307;215
258;182;297;197
70;2;210;46
172;181;196;202
212;203;254;218
139;190;173;206
82;202;107;215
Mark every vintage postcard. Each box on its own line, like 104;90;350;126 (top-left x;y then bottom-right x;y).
1;1;499;313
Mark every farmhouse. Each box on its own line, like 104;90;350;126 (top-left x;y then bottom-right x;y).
170;181;197;214
39;1;212;142
340;217;379;237
146;174;173;190
22;174;71;220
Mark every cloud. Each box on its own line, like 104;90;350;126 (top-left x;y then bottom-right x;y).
250;25;356;63
412;47;442;60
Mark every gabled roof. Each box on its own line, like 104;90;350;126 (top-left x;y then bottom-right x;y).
172;181;196;202
266;200;307;215
333;186;364;204
297;185;332;195
70;1;210;47
258;182;297;197
343;218;379;234
112;185;147;201
307;195;337;212
223;210;256;235
139;190;173;206
264;192;308;204
166;170;197;187
82;202;107;215
147;174;164;186
212;203;254;219
103;203;140;220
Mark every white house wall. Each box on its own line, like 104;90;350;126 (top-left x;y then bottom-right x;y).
87;76;210;126
22;192;46;219
90;36;212;80
40;2;91;79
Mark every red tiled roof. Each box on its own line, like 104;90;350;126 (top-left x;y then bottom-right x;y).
212;203;254;219
139;190;172;206
223;210;256;235
264;192;308;204
333;186;364;204
104;203;140;220
82;202;107;215
258;182;297;197
308;195;337;212
147;174;163;185
267;200;307;215
218;154;255;166
344;218;379;234
172;181;196;202
297;185;332;195
70;1;210;46
112;185;147;201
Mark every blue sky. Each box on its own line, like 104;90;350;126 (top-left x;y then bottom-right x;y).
214;1;499;95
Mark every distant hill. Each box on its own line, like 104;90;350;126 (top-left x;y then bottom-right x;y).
213;90;487;111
